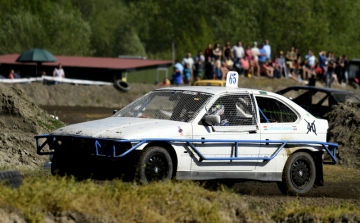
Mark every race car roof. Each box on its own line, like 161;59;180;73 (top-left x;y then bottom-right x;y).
156;86;276;96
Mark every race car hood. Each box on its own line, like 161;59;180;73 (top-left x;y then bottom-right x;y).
50;117;192;139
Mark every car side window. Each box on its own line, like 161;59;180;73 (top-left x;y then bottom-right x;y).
256;96;298;123
200;93;258;132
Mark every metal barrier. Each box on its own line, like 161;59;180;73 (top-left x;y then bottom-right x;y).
0;76;112;85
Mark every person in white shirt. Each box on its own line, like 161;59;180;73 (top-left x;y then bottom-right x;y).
53;63;65;84
263;40;271;60
250;42;260;76
182;53;194;72
53;63;65;78
232;41;244;60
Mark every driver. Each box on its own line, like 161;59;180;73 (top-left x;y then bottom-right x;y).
208;104;229;126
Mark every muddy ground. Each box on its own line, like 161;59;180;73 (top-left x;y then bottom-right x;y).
1;78;360;221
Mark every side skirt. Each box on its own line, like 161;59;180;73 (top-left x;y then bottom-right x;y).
176;171;282;181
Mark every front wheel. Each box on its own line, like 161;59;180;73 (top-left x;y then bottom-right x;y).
278;152;316;196
135;146;173;183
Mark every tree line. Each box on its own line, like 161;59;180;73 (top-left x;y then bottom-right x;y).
0;0;359;60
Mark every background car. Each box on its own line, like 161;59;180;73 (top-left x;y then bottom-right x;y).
276;86;360;118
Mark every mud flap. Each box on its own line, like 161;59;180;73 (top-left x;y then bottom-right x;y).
313;153;324;187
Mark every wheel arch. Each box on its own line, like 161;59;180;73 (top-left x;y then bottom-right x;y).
287;148;324;187
144;142;178;178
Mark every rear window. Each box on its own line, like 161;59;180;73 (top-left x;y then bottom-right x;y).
256;97;298;123
332;93;360;103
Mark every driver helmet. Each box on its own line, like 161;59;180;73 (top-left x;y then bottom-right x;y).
210;104;224;116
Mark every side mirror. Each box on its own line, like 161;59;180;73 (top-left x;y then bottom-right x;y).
113;110;118;115
203;115;220;126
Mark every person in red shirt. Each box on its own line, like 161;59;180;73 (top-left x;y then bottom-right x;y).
204;43;213;60
262;60;274;78
8;69;14;79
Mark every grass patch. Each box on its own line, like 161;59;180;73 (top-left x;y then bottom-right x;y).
36;118;65;132
0;176;266;223
0;165;358;222
323;165;360;183
271;201;360;222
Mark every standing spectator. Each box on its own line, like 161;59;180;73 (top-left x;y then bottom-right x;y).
263;40;271;60
204;57;214;80
204;43;213;60
342;54;349;85
213;43;222;61
8;69;15;79
250;42;260;77
318;51;326;77
245;45;252;62
308;50;316;70
53;64;65;80
232;41;244;61
172;66;182;86
232;41;243;74
174;60;184;74
214;58;221;80
335;57;344;85
182;53;194;73
258;44;267;70
222;41;233;62
194;50;205;81
326;60;336;88
183;63;192;86
14;70;21;79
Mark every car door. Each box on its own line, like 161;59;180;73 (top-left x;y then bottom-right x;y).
191;92;261;171
255;95;300;170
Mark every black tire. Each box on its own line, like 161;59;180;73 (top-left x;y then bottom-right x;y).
114;80;130;92
0;170;22;188
277;152;316;196
51;153;67;176
135;146;173;184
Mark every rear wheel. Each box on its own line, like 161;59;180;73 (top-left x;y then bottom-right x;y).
278;152;316;196
136;146;173;183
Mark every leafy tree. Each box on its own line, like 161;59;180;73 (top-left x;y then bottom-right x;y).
0;11;47;54
40;3;92;55
0;0;91;55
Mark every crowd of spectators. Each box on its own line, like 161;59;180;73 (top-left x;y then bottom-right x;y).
172;40;350;88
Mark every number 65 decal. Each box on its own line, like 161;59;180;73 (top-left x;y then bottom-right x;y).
226;71;238;88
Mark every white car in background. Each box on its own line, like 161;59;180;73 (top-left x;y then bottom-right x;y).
36;72;338;195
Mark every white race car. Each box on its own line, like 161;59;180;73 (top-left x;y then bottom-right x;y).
36;72;338;195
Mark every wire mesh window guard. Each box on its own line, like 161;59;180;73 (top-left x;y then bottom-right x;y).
114;90;212;123
203;92;258;132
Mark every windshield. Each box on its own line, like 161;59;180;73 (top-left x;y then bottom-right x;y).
113;90;212;122
332;93;360;103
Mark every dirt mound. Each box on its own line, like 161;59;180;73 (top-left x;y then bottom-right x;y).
0;84;64;168
14;82;158;108
325;102;360;167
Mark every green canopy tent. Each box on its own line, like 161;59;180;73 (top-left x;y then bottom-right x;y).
16;48;57;76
